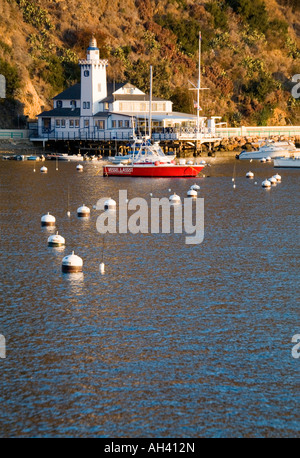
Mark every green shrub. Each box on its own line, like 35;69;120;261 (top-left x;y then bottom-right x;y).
255;105;273;125
155;14;209;55
226;0;269;33
206;1;228;31
16;0;53;31
0;58;21;97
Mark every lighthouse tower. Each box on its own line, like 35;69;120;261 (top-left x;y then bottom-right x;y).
79;36;108;117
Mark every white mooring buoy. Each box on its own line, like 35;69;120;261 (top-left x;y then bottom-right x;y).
76;164;83;171
67;211;71;217
246;171;254;178
48;231;65;247
62;251;83;273
169;193;181;204
77;204;90;217
266;156;272;162
273;173;281;182
41;212;56;227
260;157;266;163
40;166;48;173
104;198;116;211
262;179;271;188
190;183;200;190
268;176;277;185
187;189;197;198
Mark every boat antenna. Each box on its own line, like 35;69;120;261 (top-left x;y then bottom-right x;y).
149;65;153;140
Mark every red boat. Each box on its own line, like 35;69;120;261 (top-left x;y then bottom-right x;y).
103;163;204;177
103;140;205;177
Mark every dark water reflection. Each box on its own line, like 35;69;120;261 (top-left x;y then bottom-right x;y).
0;158;299;437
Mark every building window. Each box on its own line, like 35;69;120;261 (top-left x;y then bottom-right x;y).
56;100;62;108
139;103;146;111
118;120;123;128
83;102;90;109
124;120;129;128
55;119;60;127
69;120;74;128
75;119;79;128
95;120;105;129
70;100;76;108
84;70;89;77
83;102;86;109
61;119;66;128
98;84;101;92
84;119;89;128
104;102;109;110
112;120;116;128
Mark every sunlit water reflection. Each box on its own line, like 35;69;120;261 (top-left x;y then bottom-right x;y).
0;158;299;437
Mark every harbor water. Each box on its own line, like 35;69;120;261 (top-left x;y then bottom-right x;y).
0;157;299;438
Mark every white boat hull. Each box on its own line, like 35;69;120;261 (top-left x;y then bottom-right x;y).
274;157;300;168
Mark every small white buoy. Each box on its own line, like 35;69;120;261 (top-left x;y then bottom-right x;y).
266;156;271;162
254;181;257;185
187;189;197;198
76;164;83;171
48;231;65;247
268;176;277;185
250;159;253;162
41;212;56;227
62;251;83;273
262;179;271;188
246;171;254;178
169;192;181;204
67;211;71;217
40;166;48;173
168;188;171;192
233;184;236;189
149;192;153;197
260;157;266;163
77;204;90;217
99;262;105;274
104;198;116;211
273;173;281;182
190;183;200;190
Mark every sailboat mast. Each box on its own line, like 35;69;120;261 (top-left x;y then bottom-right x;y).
149;65;153;139
197;31;201;134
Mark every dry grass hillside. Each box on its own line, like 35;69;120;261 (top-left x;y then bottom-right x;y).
0;0;299;127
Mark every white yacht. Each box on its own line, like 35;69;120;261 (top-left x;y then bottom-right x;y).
237;141;299;160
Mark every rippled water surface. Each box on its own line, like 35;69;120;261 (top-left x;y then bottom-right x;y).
0;157;299;437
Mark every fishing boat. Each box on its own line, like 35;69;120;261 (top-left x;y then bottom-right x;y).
103;139;204;177
274;155;300;168
236;141;298;160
